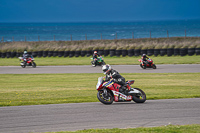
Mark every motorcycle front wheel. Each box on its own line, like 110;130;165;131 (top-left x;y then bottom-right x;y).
152;64;156;69
132;88;146;103
91;61;96;67
32;62;36;68
97;90;113;105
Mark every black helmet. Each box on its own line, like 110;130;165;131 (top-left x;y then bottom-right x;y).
102;64;111;74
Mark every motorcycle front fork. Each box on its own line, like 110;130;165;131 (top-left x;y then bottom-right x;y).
103;89;108;96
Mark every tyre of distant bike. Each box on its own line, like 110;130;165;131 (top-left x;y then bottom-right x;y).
32;62;36;68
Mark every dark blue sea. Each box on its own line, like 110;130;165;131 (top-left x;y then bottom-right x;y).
0;19;200;42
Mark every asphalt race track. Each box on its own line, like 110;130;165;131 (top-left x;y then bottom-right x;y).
0;98;200;133
0;64;200;133
0;64;200;74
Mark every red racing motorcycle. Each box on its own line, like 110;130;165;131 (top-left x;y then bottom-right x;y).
138;58;156;69
96;77;146;105
18;56;36;68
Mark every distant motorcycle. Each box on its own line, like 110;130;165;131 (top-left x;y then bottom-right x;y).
138;58;156;69
96;77;146;105
18;56;36;68
91;56;106;67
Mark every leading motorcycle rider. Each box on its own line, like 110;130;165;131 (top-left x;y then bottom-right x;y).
102;64;134;94
93;51;101;65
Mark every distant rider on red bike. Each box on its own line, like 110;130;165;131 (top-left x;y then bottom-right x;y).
93;51;101;65
102;64;134;94
23;50;32;65
142;54;149;65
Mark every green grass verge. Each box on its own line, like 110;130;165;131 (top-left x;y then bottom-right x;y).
0;73;200;107
46;124;200;133
0;55;200;66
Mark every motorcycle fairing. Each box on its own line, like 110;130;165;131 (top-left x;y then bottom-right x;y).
97;57;103;63
138;59;142;62
103;80;114;87
96;77;114;90
101;80;132;102
113;91;132;102
103;81;121;92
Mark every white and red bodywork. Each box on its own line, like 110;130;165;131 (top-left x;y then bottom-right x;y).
19;56;34;64
96;77;135;102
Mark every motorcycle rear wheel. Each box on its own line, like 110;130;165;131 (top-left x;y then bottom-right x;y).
142;64;146;69
21;65;26;68
140;63;143;68
132;88;146;103
101;61;106;66
20;62;26;68
97;90;113;105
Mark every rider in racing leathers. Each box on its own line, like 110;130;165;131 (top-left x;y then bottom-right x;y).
93;51;101;65
22;50;31;65
141;54;149;65
102;64;134;94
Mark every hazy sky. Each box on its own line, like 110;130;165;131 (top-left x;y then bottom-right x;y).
0;0;200;22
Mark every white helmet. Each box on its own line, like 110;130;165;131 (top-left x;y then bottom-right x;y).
24;51;27;54
102;64;111;74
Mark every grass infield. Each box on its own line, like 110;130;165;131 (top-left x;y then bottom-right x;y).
46;124;200;133
0;55;200;66
0;73;200;107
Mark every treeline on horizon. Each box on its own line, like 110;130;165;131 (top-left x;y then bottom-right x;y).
0;37;200;58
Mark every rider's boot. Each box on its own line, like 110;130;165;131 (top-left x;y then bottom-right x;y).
127;84;131;90
125;84;135;94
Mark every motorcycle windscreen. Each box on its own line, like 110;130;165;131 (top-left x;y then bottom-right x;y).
96;77;103;89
